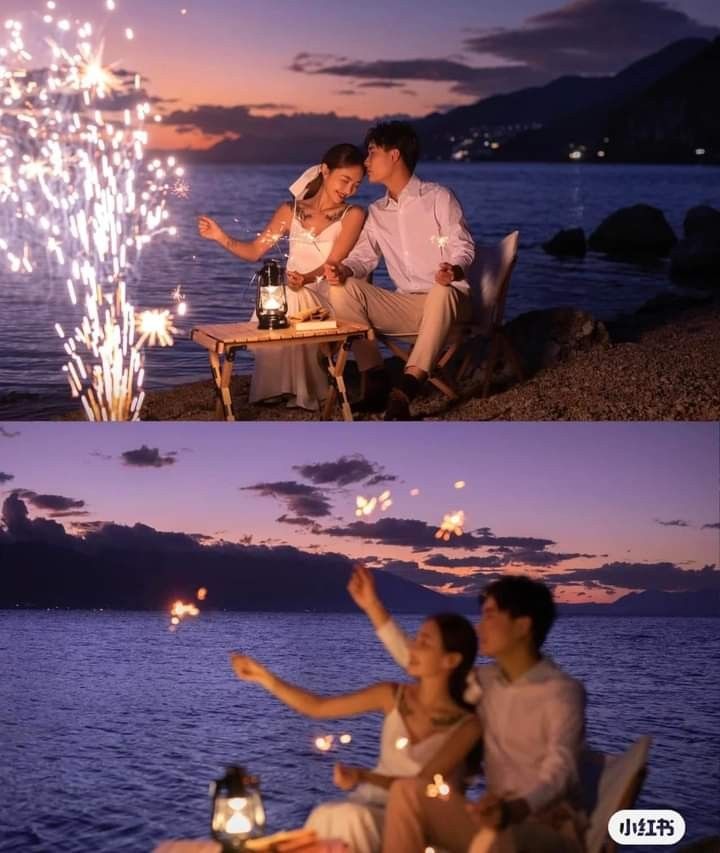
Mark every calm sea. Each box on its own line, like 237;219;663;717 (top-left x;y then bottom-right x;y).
0;163;718;410
0;611;718;852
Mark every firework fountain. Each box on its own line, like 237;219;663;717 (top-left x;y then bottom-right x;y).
0;2;182;420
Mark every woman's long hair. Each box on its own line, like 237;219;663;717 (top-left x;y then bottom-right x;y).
303;143;366;199
431;612;482;779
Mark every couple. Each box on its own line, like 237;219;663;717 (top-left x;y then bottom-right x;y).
198;121;476;420
231;569;589;853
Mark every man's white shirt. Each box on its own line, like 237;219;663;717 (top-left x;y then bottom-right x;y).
376;618;586;813
343;175;475;294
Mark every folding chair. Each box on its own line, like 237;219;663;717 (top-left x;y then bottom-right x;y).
375;231;522;401
584;736;652;853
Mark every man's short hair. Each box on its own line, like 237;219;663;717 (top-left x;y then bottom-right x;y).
364;121;420;173
479;575;557;651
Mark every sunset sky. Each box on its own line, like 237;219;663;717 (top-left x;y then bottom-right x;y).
1;422;717;604
3;0;719;148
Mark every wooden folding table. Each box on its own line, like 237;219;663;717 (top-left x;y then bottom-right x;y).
190;321;373;422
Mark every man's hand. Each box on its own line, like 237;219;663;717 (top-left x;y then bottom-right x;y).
286;270;305;291
347;564;379;612
333;763;361;791
197;215;224;243
230;652;272;688
324;262;351;286
466;792;503;829
435;262;455;286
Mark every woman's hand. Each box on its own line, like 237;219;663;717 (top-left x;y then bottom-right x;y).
347;564;379;612
230;652;272;688
333;763;361;791
197;215;225;243
286;270;305;291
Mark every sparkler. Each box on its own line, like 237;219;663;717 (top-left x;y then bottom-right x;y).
426;774;451;800
435;510;465;542
355;489;393;518
431;233;449;259
314;732;353;752
314;735;334;753
0;4;180;420
172;284;188;316
169;598;200;629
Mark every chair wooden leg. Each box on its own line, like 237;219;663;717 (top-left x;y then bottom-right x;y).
501;331;524;383
482;333;502;398
457;351;474;383
429;376;459;401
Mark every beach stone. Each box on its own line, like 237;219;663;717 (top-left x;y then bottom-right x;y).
670;205;720;287
542;228;587;257
589;204;677;257
504;307;610;374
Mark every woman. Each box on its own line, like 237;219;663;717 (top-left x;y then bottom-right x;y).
197;144;366;411
230;613;483;853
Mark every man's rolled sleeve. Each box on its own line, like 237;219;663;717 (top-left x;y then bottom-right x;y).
436;188;475;283
523;680;586;813
375;618;411;670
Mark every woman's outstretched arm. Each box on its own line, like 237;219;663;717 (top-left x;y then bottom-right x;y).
230;652;396;719
347;564;411;669
198;202;292;262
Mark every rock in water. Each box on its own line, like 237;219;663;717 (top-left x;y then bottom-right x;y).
589;204;677;257
542;228;587;257
671;205;720;287
504;307;609;374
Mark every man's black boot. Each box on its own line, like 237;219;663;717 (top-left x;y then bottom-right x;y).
351;367;391;415
384;373;422;421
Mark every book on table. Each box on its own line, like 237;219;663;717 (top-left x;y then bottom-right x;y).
293;319;338;332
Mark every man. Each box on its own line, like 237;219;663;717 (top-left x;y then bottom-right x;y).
324;122;475;420
347;565;588;853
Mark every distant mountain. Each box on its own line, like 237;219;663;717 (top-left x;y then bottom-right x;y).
0;540;716;616
166;38;712;165
416;38;711;160
0;539;465;614
559;588;720;617
607;37;720;162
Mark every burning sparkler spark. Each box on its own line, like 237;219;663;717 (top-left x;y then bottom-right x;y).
355;489;393;518
454;480;466;490
426;774;451;800
172;285;188;316
435;510;465;542
136;309;177;348
314;735;334;753
339;734;352;745
196;587;208;601
431;234;449;257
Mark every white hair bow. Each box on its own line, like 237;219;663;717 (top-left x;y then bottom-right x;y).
289;164;322;199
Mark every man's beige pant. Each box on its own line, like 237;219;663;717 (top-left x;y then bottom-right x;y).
381;779;585;853
328;278;473;374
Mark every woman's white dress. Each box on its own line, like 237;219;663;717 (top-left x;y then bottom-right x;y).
304;689;470;853
249;206;347;411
